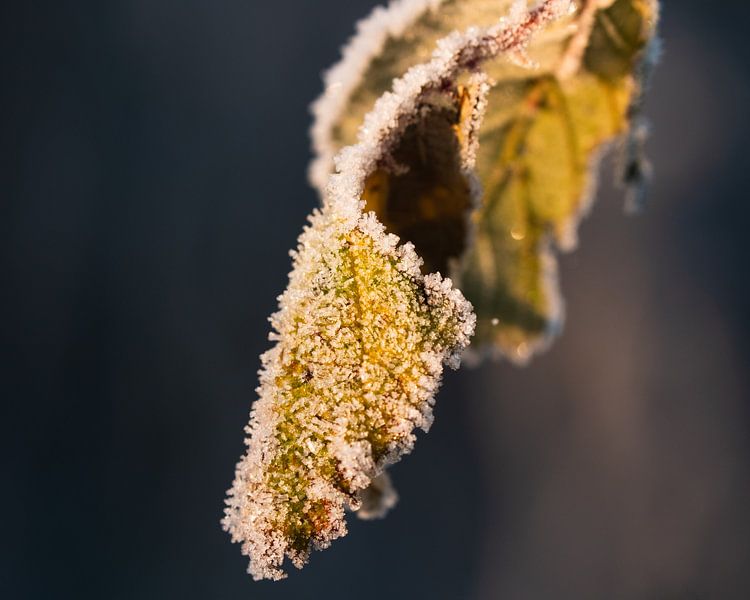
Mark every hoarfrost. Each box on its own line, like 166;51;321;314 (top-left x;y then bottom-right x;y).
223;0;571;581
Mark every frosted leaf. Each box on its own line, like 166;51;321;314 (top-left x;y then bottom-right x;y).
222;206;475;580
223;1;572;581
310;0;579;191
310;0;660;364
326;0;573;279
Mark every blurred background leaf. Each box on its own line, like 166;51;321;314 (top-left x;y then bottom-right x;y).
312;0;660;363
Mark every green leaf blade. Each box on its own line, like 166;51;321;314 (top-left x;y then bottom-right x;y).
311;0;660;363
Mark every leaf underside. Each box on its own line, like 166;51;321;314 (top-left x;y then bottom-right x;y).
362;88;477;275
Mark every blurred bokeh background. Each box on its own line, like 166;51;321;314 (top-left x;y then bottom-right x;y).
3;1;749;598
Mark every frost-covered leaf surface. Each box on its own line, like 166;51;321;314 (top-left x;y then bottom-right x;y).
311;0;660;363
224;0;572;580
222;208;473;580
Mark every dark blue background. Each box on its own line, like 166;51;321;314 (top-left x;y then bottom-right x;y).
3;1;749;598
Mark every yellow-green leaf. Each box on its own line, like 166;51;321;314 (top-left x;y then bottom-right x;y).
222;210;474;580
224;2;572;579
310;0;660;363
